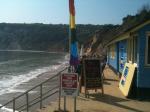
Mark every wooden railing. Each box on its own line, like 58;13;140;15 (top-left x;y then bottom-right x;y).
0;67;68;112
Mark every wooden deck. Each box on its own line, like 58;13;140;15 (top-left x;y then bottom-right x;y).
38;66;150;112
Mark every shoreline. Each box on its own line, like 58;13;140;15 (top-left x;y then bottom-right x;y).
0;65;67;112
0;64;64;96
0;50;68;54
0;51;69;96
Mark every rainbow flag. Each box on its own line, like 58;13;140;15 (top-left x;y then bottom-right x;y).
69;0;79;66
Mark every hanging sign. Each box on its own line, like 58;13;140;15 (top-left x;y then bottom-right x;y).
61;73;78;97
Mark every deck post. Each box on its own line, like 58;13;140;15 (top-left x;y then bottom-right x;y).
58;75;61;111
40;84;43;109
13;98;15;112
26;92;29;112
64;96;66;111
74;97;76;112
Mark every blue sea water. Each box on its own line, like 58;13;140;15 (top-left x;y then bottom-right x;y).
0;50;68;95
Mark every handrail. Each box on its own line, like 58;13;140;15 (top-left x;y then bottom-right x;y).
0;67;68;112
17;90;59;111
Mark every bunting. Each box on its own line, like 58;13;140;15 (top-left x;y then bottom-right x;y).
69;0;79;66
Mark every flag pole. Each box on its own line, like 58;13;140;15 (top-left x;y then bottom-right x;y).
69;0;78;112
69;0;79;69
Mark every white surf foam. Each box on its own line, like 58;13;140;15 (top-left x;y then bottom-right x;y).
0;104;18;112
0;56;68;96
0;59;24;65
0;53;69;112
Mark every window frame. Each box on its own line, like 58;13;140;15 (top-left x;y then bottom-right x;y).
145;32;150;66
127;34;138;64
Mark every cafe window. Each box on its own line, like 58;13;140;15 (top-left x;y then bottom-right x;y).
127;36;138;63
127;38;133;62
110;44;115;59
145;34;150;65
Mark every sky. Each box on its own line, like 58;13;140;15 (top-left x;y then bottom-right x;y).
0;0;150;25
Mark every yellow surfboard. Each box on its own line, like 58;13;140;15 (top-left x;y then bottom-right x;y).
119;63;137;97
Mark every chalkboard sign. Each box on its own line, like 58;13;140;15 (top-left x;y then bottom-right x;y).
83;58;103;89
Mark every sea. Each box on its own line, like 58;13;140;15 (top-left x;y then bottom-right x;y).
0;50;68;96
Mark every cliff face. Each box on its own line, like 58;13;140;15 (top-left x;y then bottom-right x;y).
84;7;150;57
83;25;119;57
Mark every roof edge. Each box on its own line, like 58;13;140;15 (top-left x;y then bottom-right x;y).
106;20;150;46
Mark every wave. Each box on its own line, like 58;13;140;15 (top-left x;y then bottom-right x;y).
0;53;69;96
0;64;65;95
0;52;69;112
0;60;25;65
0;104;18;112
0;64;67;112
0;50;67;54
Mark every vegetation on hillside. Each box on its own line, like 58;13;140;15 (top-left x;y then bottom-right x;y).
0;5;149;54
0;23;103;52
122;4;150;32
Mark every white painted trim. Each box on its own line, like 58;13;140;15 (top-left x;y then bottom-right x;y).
106;20;150;46
129;61;132;64
145;32;150;66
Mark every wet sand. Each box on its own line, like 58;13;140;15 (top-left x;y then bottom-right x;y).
0;67;67;112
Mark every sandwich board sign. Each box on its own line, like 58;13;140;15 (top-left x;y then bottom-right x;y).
82;58;104;96
61;73;78;97
119;63;137;96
